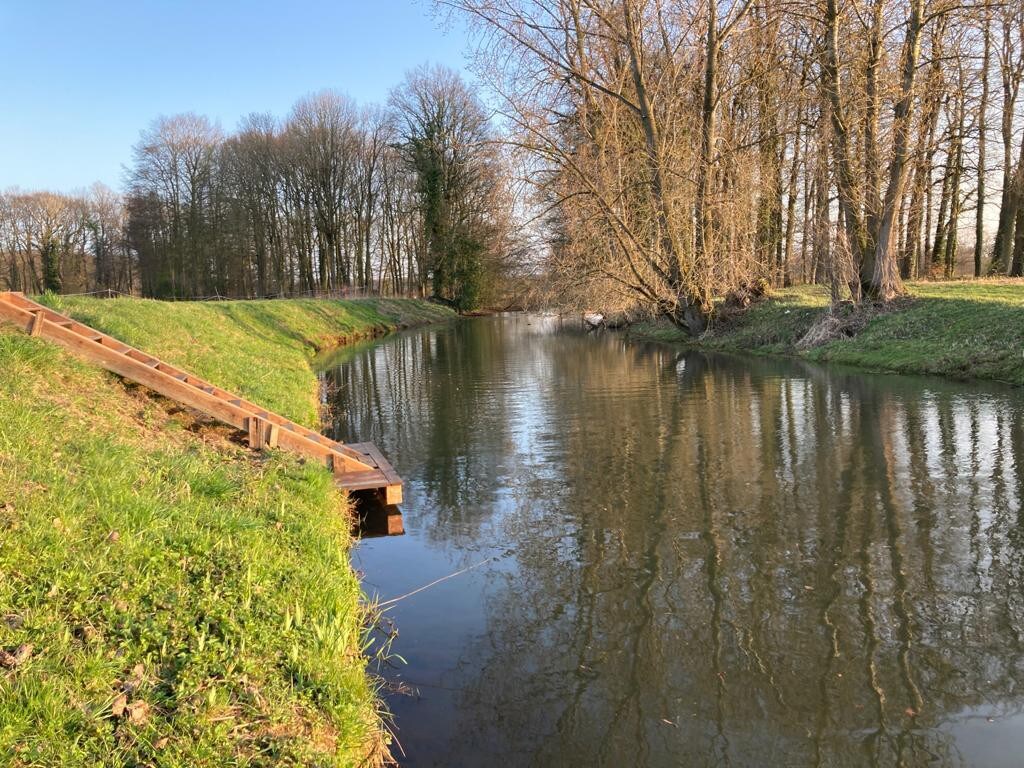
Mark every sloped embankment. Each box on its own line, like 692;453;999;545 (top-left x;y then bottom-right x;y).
0;297;454;766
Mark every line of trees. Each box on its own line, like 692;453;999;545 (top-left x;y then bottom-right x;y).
447;0;1024;331
0;185;134;295
5;4;1023;322
1;66;522;310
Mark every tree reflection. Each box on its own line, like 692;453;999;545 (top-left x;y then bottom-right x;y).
321;319;1024;767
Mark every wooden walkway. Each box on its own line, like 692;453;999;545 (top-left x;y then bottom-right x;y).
0;291;402;505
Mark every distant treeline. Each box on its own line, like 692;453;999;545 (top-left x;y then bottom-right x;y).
1;66;521;310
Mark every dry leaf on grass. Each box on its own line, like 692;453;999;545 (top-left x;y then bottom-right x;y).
0;644;33;669
126;701;150;725
111;694;128;718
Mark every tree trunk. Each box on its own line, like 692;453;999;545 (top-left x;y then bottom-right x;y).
975;5;991;277
944;134;964;278
993;145;1024;274
1011;204;1024;276
869;0;925;300
625;0;706;334
823;0;869;289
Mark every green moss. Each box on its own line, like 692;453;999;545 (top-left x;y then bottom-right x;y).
0;297;452;766
629;280;1024;387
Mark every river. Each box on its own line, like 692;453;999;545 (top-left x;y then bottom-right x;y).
318;313;1024;768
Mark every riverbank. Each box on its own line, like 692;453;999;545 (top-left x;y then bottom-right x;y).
629;280;1024;387
0;297;454;766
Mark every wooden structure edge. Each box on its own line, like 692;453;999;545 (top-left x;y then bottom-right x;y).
0;292;402;505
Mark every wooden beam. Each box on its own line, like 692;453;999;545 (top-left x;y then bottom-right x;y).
29;311;44;337
0;294;401;500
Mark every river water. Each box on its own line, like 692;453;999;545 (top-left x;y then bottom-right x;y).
318;314;1024;768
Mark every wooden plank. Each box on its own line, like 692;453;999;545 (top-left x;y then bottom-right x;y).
383;508;404;535
360;443;402;486
246;417;280;451
31;313;367;469
0;298;40;334
247;417;262;450
382;484;403;506
335;441;403;503
0;293;396;494
334;470;391;490
337;442;380;465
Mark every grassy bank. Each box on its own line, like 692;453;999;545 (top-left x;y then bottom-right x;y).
0;297;454;766
630;280;1024;387
40;296;456;426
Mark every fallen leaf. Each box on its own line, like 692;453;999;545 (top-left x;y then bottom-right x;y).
154;737;169;749
75;625;100;644
2;644;33;668
106;530;120;543
111;694;128;718
123;664;145;694
126;700;150;725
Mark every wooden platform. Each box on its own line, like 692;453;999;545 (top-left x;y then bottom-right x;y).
0;291;402;505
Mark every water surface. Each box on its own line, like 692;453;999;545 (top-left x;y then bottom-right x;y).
319;314;1024;767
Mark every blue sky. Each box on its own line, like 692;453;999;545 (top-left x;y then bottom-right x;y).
0;0;471;192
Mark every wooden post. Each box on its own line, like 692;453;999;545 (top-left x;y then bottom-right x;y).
247;416;266;450
29;311;44;337
247;417;279;451
383;508;405;535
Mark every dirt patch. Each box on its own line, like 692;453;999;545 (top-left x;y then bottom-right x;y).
796;297;913;350
722;278;771;311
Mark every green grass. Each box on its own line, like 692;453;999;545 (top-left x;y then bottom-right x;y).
629;279;1024;387
37;296;455;426
0;296;453;766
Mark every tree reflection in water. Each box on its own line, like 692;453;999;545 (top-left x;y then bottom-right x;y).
319;315;1024;768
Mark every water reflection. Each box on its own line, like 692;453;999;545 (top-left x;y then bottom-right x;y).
319;315;1024;767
